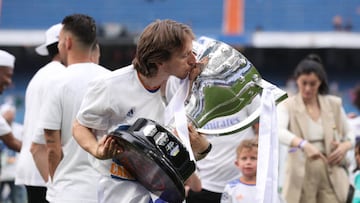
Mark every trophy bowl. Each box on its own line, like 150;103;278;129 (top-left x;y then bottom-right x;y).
187;37;287;135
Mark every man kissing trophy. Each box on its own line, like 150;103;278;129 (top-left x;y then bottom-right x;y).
109;37;287;203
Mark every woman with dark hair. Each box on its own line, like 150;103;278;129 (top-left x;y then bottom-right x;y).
277;54;354;203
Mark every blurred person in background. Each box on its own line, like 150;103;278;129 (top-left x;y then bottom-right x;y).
0;103;27;203
16;23;64;203
277;53;354;203
0;50;22;152
35;13;110;203
29;23;101;203
220;138;258;203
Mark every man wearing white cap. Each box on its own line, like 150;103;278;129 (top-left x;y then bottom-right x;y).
0;50;22;152
0;50;15;94
15;23;65;203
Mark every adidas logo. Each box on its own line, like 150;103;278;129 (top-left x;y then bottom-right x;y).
126;108;134;117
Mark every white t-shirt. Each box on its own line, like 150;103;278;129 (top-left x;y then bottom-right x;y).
0;115;11;136
195;97;260;193
221;179;257;203
15;61;65;187
77;65;167;203
39;62;110;203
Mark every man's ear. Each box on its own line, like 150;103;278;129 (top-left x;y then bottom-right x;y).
155;61;164;70
65;35;72;50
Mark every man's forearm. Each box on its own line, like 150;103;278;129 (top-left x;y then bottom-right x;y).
1;133;21;152
44;129;62;180
73;119;99;157
30;142;49;182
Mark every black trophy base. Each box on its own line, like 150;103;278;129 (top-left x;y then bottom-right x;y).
109;118;196;203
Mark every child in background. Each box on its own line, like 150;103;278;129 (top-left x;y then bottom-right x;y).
221;138;258;203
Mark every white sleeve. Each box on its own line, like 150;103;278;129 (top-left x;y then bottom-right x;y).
31;124;46;144
39;85;62;130
76;78;114;131
277;102;297;146
0;115;11;136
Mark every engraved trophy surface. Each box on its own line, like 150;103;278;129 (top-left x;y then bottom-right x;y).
187;37;287;135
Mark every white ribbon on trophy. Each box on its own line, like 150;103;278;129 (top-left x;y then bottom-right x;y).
256;85;279;203
164;77;195;161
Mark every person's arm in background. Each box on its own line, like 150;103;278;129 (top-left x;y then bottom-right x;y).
44;129;62;180
277;102;326;160
30;142;49;182
0;116;21;152
1;132;21;152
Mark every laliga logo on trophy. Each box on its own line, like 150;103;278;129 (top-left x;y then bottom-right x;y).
187;37;287;135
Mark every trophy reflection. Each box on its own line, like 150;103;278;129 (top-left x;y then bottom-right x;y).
188;36;287;135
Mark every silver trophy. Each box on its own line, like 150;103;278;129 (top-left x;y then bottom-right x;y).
187;37;287;135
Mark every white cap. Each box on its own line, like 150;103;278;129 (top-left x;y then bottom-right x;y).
0;50;15;68
35;23;63;56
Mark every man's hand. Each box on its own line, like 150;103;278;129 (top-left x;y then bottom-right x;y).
188;124;211;160
189;57;208;82
95;135;123;160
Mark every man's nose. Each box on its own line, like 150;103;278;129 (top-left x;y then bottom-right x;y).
189;52;196;65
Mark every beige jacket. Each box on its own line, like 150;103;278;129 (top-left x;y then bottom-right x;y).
280;94;351;203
